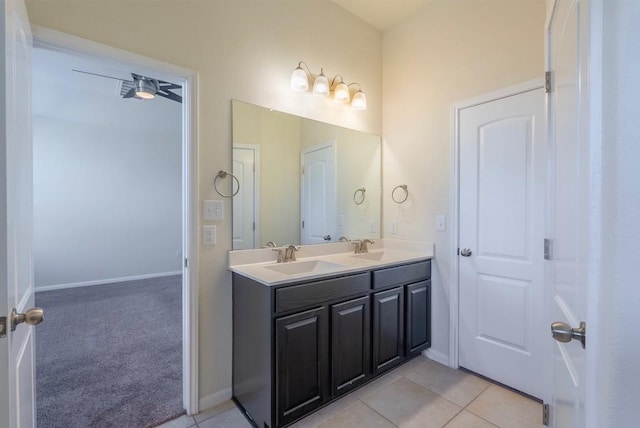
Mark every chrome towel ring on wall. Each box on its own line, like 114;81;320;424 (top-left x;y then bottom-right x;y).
214;170;240;198
353;187;366;205
392;184;409;203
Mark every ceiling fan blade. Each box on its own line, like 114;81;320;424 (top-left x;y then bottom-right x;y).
123;87;136;98
158;81;181;91
72;69;126;81
156;90;182;103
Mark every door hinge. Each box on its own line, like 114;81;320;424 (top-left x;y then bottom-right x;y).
302;220;305;229
457;248;460;256
544;238;553;260
0;316;7;338
253;222;256;231
252;163;255;172
184;258;189;268
543;403;550;426
545;71;552;93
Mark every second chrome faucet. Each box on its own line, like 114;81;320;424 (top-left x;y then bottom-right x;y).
353;239;375;254
274;244;300;263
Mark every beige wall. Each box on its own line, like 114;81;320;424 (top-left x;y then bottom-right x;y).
26;0;382;404
382;0;545;360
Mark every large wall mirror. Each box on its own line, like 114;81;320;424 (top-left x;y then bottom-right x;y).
231;100;381;250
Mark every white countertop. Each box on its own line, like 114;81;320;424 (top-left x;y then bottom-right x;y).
229;239;434;286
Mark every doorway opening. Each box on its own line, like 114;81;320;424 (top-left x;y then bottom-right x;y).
30;27;198;425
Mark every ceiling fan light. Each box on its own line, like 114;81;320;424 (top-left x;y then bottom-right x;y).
312;70;330;96
290;65;309;92
351;90;367;110
135;79;156;99
333;81;350;103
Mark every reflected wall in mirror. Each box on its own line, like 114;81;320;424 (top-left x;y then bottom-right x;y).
232;100;381;249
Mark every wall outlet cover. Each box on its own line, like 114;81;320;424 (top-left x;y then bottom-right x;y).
436;215;446;231
203;225;216;245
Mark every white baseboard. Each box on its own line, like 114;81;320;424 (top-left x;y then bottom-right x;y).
35;270;182;292
424;348;450;367
198;387;233;412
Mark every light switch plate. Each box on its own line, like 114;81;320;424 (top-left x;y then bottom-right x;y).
391;220;398;234
203;225;216;245
436;215;446;231
204;200;224;221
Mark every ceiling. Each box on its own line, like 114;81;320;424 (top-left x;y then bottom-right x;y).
330;0;432;31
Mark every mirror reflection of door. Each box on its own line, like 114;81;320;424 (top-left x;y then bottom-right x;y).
301;143;336;244
233;145;260;249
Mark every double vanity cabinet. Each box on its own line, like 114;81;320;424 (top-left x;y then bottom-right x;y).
232;255;432;428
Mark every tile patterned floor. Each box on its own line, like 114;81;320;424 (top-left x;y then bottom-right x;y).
158;357;543;428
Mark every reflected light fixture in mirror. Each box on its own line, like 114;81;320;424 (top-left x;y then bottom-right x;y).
135;78;157;99
289;61;367;110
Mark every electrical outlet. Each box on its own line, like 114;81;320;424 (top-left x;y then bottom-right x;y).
369;220;376;233
391;220;398;234
203;200;224;221
203;225;216;245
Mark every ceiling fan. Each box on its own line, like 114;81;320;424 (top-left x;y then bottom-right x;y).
72;69;182;103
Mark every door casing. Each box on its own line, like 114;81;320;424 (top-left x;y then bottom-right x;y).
30;25;200;415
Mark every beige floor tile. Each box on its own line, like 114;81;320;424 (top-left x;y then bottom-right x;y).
194;399;237;422
394;355;430;376
351;368;404;400
290;393;360;428
197;407;253;428
362;377;462;428
466;384;543;428
316;402;396;428
444;410;497;428
406;361;490;407
155;414;197;428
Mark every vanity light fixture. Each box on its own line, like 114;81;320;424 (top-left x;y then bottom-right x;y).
289;61;367;110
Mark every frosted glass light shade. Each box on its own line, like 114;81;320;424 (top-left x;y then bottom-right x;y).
312;72;330;96
333;82;350;103
351;90;367;110
290;66;309;92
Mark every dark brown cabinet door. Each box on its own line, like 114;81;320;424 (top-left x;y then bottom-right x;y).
331;296;371;397
372;287;404;375
275;306;329;427
406;280;431;357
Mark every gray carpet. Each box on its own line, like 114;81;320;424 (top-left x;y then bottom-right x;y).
35;275;184;428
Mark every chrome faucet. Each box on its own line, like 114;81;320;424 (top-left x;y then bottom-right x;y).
338;236;350;242
353;239;375;254
274;244;300;263
263;241;278;248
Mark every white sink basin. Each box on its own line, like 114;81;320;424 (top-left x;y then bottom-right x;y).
351;251;387;261
264;260;345;275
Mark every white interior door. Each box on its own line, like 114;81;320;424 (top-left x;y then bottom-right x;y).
458;88;545;399
1;1;38;427
547;0;588;425
233;145;259;249
301;144;336;245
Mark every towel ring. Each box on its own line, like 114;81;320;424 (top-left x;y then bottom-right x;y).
353;187;366;205
392;184;408;204
214;170;240;198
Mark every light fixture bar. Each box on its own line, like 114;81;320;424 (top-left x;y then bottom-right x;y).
289;61;367;110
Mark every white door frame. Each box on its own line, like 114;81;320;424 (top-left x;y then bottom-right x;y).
449;79;544;372
30;26;200;415
233;144;261;248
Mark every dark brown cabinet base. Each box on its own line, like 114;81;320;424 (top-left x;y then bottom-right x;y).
233;259;431;428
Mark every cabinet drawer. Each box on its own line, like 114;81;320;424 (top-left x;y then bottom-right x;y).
372;260;431;290
276;273;370;314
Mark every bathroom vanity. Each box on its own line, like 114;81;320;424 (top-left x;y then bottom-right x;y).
230;240;433;428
